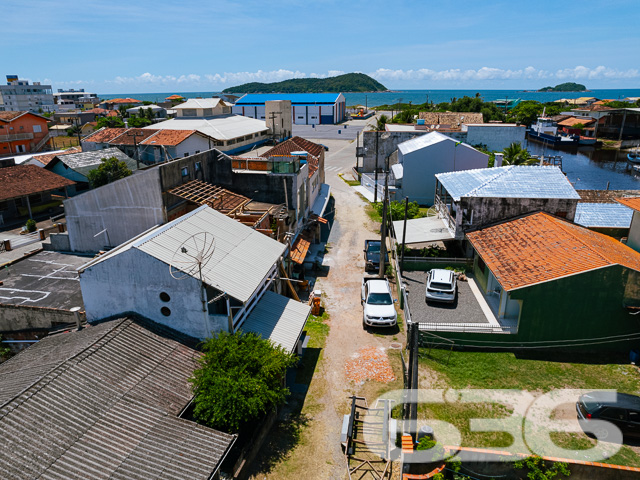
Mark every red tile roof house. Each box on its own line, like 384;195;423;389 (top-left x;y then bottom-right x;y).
424;212;640;350
261;136;326;183
0;165;74;223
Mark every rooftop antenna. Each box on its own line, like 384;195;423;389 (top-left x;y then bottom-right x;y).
170;232;216;337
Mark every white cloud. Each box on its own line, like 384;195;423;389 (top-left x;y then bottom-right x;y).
205;69;307;85
368;66;639;83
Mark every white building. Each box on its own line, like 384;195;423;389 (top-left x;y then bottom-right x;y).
0;76;55;113
395;131;489;205
79;205;310;351
53;89;98;109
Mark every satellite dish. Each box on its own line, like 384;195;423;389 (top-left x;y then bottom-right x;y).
169;232;216;280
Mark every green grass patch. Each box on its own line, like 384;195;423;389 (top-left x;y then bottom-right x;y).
294;312;329;385
338;173;360;186
550;432;640;467
420;351;640;393
365;202;382;223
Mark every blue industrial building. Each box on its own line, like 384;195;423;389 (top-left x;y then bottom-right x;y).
232;93;346;125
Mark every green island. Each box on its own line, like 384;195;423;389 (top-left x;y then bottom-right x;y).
222;72;387;94
538;82;588;92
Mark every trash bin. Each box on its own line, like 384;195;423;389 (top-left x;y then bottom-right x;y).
630;349;640;364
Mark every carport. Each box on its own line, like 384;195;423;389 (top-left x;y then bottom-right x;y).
392;216;454;244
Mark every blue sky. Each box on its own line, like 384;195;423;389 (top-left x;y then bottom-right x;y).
3;0;639;93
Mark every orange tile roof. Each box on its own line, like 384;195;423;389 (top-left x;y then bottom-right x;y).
467;212;640;291
165;94;184;100
140;129;197;146
617;196;640;212
262;136;324;159
105;98;142;104
290;233;312;264
558;117;596;127
0;111;27;122
83;127;128;144
108;128;157;146
0;165;75;202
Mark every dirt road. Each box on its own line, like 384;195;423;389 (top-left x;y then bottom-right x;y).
249;134;404;479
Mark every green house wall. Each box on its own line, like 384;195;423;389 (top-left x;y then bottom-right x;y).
435;262;640;350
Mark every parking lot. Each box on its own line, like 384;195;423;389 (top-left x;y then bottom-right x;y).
0;251;89;309
402;270;490;325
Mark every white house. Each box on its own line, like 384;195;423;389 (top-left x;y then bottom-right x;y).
78;205;310;351
395;131;489;205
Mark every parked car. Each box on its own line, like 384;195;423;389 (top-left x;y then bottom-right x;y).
364;239;389;272
361;276;397;328
576;391;640;441
425;269;457;303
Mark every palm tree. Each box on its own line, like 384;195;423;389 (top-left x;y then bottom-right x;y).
373;114;389;131
502;142;538;166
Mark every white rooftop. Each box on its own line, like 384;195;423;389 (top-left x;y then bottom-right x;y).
172;98;227;110
84;206;285;302
146;115;268;141
398;131;474;156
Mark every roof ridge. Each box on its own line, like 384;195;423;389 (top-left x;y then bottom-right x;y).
465;165;513;197
545;213;625;267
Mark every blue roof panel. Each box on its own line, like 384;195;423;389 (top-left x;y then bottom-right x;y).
435;165;580;201
235;93;342;105
574;203;633;228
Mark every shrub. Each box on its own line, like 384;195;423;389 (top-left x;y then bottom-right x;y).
25;219;37;232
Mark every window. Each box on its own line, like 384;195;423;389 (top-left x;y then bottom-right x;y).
183;153;189;158
195;150;200;154
33;125;41;133
159;292;171;302
195;161;202;172
478;256;486;274
181;166;189;176
161;307;171;316
298;116;304;119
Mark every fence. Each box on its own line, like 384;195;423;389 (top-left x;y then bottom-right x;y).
418;322;517;334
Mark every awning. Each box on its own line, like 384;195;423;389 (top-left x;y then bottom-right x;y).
311;183;331;218
392;216;454;244
290;233;312;264
241;290;311;353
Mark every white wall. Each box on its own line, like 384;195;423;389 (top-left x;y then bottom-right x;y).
399;141;488;205
80;248;226;338
628;211;640;253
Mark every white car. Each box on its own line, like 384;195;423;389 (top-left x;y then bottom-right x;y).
425;269;457;303
361;277;397;327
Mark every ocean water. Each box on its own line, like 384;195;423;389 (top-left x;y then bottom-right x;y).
98;89;640;107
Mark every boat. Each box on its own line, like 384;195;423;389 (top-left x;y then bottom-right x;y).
527;116;579;146
628;148;640;163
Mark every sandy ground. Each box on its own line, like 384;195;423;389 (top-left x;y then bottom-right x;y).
249;130;405;479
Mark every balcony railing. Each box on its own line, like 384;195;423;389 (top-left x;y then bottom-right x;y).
0;133;34;142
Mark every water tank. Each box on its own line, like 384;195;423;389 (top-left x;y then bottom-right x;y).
417;119;425;125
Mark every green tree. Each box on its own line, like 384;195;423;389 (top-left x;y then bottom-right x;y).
502;142;537;166
514;455;570;479
190;331;297;432
144;107;155;121
87;156;133;188
0;335;10;362
127;115;151;128
374;114;389;131
96;116;125;129
376;200;422;221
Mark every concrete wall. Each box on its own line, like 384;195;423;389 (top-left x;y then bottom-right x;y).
47;232;71;251
79;248;226;339
452;197;579;239
463;124;526;151
0;304;85;332
399;141;488;206
628;211;640;252
65;168;165;253
265;100;292;139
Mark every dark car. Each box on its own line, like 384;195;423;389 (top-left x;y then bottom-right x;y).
576;391;640;441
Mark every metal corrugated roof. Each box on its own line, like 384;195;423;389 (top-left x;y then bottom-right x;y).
145;114;268;140
436;165;580;201
52;147;137;177
0;318;235;479
235;93;342;105
397;131;452;155
136;206;285;302
574;203;633;228
241;290;310;352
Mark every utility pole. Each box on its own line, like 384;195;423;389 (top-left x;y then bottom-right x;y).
268;111;282;144
378;153;390;278
374;130;379;203
400;197;409;274
73;118;82;147
127;130;145;169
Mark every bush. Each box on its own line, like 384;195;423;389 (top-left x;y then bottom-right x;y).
25;219;37;232
190;331;298;432
376;200;423;221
